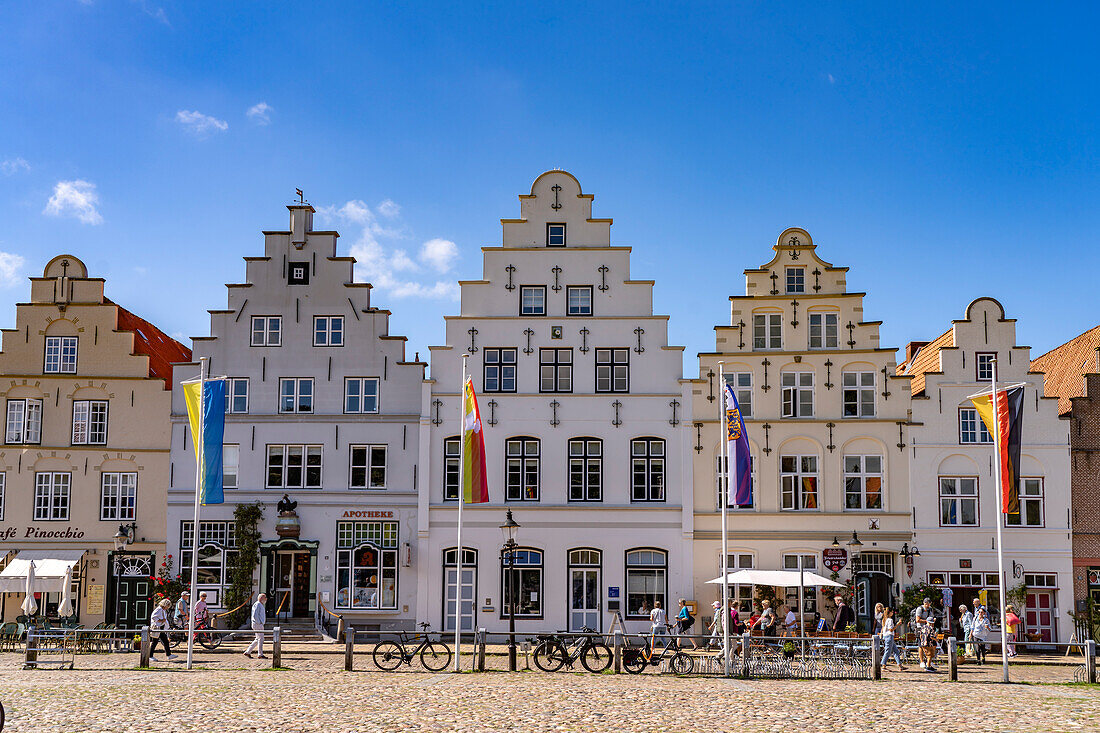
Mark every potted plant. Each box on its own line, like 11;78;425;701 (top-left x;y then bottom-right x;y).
132;634;141;651
782;641;796;659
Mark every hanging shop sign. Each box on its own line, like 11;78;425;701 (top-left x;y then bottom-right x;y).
822;548;848;573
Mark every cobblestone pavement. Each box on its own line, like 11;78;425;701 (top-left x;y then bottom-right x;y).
0;647;1097;732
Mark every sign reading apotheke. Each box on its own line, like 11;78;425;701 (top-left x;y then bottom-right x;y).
0;526;86;541
340;510;394;519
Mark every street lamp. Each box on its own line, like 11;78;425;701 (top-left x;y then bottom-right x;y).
831;537;841;548
499;509;520;672
899;542;920;559
112;522;137;626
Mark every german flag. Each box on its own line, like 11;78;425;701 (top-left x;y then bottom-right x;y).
970;386;1024;515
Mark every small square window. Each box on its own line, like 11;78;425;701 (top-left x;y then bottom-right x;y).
289;261;310;285
547;224;566;247
520;286;546;316
786;267;805;294
566;286;592;316
976;353;996;382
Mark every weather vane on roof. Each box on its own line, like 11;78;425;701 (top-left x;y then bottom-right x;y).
295;188;305;204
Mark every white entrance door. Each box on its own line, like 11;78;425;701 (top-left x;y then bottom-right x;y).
445;566;476;632
570;568;601;632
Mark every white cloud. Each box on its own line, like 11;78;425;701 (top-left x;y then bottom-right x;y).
419;237;458;273
1;158;30;175
827;74;836;84
133;0;169;24
43;180;103;225
247;102;272;125
318;199;460;300
0;251;25;288
175;109;228;136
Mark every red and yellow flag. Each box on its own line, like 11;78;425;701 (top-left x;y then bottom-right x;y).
970;386;1024;515
462;377;489;504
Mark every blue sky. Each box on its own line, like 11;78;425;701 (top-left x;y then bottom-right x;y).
2;2;1098;369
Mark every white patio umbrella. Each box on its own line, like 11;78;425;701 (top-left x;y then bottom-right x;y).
56;565;74;618
21;560;37;616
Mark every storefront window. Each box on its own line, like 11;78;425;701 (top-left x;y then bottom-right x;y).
501;548;543;618
626;548;667;619
180;521;238;604
335;520;399;610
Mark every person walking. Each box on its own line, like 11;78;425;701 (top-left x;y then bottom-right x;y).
971;606;991;665
958;604;974;658
783;604;798;637
881;607;905;671
244;593;268;659
150;598;177;661
914;597;938;672
173;591;190;629
872;602;885;635
675;598;698;649
194;591;209;627
1005;604;1021;658
729;601;742;635
649;600;667;638
708;600;725;649
758;600;777;638
832;595;854;634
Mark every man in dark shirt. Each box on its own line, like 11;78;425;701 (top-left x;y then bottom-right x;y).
832;595;854;633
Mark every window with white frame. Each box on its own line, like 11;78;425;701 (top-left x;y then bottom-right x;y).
34;472;71;520
595;348;629;393
502;548;543;618
809;312;839;349
631;438;665;502
959;408;993;444
568;438;602;502
567;286;593;316
539;348;572;392
842;372;876;418
783;553;819;614
443;437;460;500
5;398;42;444
781;455;819;510
180;520;238;603
844;455;883;510
0;472;5;521
781;372;814;418
279;378;314;413
547;223;566;247
723;372;752;417
976;352;996;382
250;316;281;346
344;377;379;413
350;445;387;489
753;314;781;349
715;454;754;509
626;549;667;619
724;553;755;611
72;400;108;444
44;336;77;373
786;267;805;294
505;437;540;501
940;476;978;526
225;378;249;414
1007;478;1044;527
520;286;546;315
266;445;322;489
223;444;239;489
314;316;344;346
100;472;137;521
483;349;517;393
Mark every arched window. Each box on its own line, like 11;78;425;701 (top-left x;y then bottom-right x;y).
502;548;543;618
631;438;665;502
505;437;540;501
443;436;460;500
568;437;602;502
625;548;667;619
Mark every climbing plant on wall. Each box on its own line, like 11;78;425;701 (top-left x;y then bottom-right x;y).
224;501;264;629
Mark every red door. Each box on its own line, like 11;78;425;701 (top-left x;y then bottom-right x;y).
1024;591;1054;643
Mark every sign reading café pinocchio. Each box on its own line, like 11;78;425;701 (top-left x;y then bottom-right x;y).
1;526;86;541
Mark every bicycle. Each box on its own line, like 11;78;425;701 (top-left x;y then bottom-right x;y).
532;627;613;673
372;622;452;671
622;628;694;675
167;617;222;650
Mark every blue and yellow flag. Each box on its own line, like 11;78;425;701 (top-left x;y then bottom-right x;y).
184;379;226;505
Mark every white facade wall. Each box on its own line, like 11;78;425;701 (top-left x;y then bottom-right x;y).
417;171;693;635
905;297;1073;642
168;205;425;630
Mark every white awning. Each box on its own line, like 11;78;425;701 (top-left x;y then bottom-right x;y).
705;569;844;588
0;550;85;593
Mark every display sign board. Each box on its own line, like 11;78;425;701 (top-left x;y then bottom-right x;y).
822;548;848;573
608;586;620;598
86;584;105;615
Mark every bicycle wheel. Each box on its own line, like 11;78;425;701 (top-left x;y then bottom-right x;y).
622;649;647;674
373;641;405;671
198;631;222;650
669;651;694;675
580;641;613;673
533;641;566;672
420;641;452;671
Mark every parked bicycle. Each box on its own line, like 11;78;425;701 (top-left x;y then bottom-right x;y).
373;622;452;671
622;630;694;675
532;627;613;673
167;617;222;650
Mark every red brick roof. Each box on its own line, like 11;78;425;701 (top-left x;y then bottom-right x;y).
897;328;954;397
1030;324;1100;416
112;302;191;389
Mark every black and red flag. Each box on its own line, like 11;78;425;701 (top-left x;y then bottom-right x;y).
969;386;1024;515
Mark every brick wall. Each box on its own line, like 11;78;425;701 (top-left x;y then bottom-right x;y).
1072;373;1100;601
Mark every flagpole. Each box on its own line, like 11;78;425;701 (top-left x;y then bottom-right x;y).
718;362;731;677
990;357;1010;683
185;356;207;670
453;354;469;673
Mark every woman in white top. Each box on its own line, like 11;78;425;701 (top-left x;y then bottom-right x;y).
149;598;177;660
881;607;904;671
650;601;667;637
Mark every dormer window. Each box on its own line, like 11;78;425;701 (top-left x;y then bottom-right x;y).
786;267;805;294
547;223;566;247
